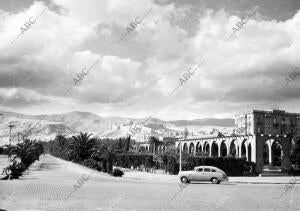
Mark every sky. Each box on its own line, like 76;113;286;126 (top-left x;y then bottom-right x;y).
0;0;300;120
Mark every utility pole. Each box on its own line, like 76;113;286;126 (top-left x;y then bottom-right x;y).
8;122;15;161
8;122;15;147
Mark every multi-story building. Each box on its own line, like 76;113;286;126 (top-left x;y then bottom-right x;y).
235;109;300;136
175;109;300;173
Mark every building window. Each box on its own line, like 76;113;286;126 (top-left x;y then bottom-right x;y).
257;117;263;125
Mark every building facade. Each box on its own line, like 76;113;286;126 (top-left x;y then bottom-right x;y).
175;109;300;173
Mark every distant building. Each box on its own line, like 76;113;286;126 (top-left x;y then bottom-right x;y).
175;109;300;173
234;109;300;136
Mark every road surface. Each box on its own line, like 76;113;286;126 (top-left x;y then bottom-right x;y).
0;155;299;211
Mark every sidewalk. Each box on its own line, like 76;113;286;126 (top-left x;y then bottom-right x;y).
229;176;300;184
120;167;300;184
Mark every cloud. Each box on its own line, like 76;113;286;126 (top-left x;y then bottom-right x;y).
0;88;50;107
0;0;299;119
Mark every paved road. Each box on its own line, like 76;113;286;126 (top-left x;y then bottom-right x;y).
0;155;299;211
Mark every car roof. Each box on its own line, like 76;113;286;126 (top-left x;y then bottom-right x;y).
194;166;225;173
194;166;219;169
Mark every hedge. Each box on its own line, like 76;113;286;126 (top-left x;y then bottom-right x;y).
115;154;155;169
114;154;256;176
183;156;256;176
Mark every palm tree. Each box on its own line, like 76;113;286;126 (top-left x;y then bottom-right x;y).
10;139;43;168
53;135;68;159
67;132;95;162
91;139;116;173
1;139;44;179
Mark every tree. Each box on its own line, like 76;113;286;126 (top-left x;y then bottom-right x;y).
125;136;131;152
2;139;44;179
10;139;43;168
91;139;116;173
67;132;95;162
149;136;162;154
51;135;68;159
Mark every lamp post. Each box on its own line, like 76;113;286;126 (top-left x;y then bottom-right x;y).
179;128;189;172
179;138;182;172
8;122;15;147
8;122;15;161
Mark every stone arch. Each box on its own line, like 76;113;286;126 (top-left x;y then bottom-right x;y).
241;139;247;159
229;140;237;157
204;142;210;156
162;145;166;152
177;143;181;153
183;143;188;154
248;143;252;162
196;142;201;153
220;140;227;157
271;141;283;166
199;145;202;153
189;142;195;154
263;141;270;165
211;141;218;157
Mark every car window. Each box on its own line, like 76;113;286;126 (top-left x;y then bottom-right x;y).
204;168;210;172
211;169;216;172
197;168;203;172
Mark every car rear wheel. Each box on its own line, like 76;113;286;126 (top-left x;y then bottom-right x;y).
181;176;189;183
211;177;220;184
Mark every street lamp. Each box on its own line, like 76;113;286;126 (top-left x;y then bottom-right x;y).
179;128;189;172
179;138;182;172
8;122;15;147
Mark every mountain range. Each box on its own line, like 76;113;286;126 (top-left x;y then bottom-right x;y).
0;111;234;146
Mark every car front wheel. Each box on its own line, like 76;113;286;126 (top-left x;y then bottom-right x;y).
211;177;220;184
180;176;189;183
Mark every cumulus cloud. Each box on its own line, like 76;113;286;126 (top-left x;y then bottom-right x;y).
0;0;299;119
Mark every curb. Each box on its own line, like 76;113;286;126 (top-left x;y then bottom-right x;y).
227;181;300;185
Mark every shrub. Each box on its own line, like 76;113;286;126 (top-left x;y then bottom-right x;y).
82;159;102;171
2;161;26;180
112;168;124;177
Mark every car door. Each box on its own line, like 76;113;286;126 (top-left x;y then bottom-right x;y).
203;168;212;181
193;168;204;181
